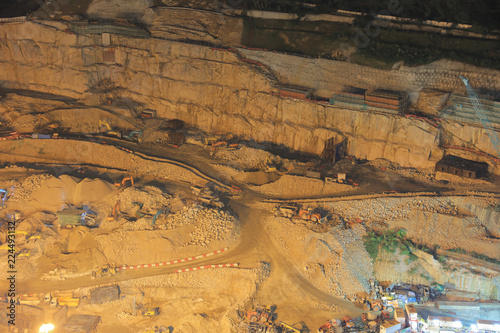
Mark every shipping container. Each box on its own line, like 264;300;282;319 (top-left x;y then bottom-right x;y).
380;319;402;333
32;133;51;139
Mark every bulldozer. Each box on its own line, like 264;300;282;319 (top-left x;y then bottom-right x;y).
264;157;278;172
93;264;116;278
246;305;274;323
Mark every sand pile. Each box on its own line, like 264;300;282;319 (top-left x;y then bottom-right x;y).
234;170;280;185
27;175;115;211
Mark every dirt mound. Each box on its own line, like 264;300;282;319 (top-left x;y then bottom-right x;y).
252;174;349;197
235;170;280;185
267;216;373;297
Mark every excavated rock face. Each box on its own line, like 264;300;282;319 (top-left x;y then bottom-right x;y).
87;0;154;21
0;14;498;171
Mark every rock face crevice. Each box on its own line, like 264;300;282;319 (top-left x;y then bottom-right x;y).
0;20;498;170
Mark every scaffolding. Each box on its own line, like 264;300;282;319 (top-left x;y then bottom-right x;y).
70;23;149;38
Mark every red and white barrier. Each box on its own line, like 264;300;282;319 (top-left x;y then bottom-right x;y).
174;263;239;273
117;247;228;271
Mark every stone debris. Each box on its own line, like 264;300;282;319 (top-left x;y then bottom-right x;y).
156;202;239;246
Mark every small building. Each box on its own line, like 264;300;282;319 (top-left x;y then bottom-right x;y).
380;319;402;333
57;209;85;228
365;89;409;113
394;307;406;326
405;304;418;322
90;285;120;304
278;85;312;99
476;319;500;332
435;155;489;179
60;314;102;333
428;316;462;332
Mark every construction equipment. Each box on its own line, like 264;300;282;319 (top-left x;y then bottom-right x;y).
459;76;500;158
318;319;342;333
246;305;274;323
123;130;143;143
142;307;160;316
38;114;59;130
364;299;394;312
139;109;157;119
264;157;278;172
114;176;134;187
93;264;116;278
279;322;301;333
296;207;325;223
99;120;122;138
198;195;224;208
203;136;219;145
273;204;299;218
107;200;120;221
210;141;228;155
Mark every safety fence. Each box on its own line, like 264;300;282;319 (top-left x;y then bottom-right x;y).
0;16;26;23
117;247;228;271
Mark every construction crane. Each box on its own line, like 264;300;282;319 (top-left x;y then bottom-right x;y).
459;76;500;158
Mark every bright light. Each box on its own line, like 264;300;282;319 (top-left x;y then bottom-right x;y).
471;324;478;332
39;323;55;333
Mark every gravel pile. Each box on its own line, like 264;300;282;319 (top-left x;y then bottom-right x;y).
368;158;435;183
214;146;274;170
329;196;465;223
116;186;172;215
267;216;373;297
157;203;239;246
8;173;52;202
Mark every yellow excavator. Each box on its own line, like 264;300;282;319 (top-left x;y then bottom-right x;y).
99;120;122;138
38;114;59;130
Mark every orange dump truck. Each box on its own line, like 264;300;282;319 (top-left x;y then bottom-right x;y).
55;296;80;307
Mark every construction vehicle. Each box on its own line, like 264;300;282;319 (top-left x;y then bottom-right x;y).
279;322;301;333
460;76;500;158
273;204;299;218
98;120;122;138
92;264;116;278
246;305;274;323
264;157;278;172
38;114;60;130
318;319;342;333
203;136;219;145
364;299;394;312
123;130;143;143
198;195;224;208
296;207;325;223
56;296;80;307
107;201;120;221
139;109;157;119
19;294;40;306
114;176;134;187
142;307;160;316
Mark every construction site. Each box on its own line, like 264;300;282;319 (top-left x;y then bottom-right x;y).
0;0;499;332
